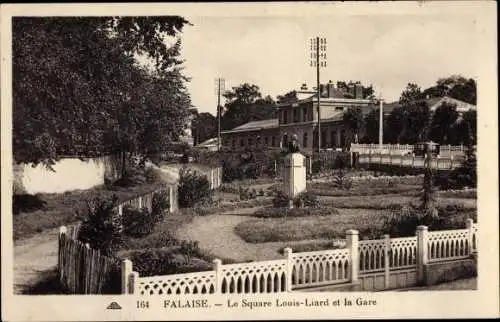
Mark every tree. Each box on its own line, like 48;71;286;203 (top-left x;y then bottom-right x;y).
276;90;298;104
422;75;477;105
429;102;458;144
398;83;430;144
192;112;217;144
361;108;380;143
13;16;192;170
221;83;277;130
462;110;477;145
343;107;364;145
399;83;422;107
385;107;405;144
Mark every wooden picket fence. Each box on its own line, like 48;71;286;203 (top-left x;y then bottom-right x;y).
58;225;118;294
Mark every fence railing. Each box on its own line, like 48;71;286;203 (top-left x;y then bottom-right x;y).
58;226;118;294
117;184;179;215
351;143;472;157
357;153;465;170
122;219;477;294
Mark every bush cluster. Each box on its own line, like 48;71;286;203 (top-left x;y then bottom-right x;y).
122;206;156;238
272;189;319;208
78;191;171;254
127;247;213;277
77;195;123;256
178;168;212;208
253;206;338;218
380;203;476;238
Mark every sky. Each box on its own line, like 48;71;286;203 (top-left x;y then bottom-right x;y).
176;12;478;115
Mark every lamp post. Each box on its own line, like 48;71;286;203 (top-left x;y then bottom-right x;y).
214;78;225;151
309;37;327;154
378;94;384;153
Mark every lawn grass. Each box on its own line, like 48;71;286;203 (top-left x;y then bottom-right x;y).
311;185;421;197
13;181;165;241
319;194;476;210
234;208;388;243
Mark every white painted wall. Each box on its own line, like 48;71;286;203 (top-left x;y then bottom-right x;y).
13;156;120;195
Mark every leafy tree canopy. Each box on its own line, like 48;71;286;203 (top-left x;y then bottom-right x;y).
13;16;192;168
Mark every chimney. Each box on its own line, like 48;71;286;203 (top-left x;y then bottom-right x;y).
355;84;363;99
300;83;308;91
319;84;328;97
327;80;335;98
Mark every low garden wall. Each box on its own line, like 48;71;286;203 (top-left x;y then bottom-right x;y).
121;219;478;295
14;155;122;194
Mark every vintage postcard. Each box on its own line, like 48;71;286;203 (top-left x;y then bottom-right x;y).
1;2;498;321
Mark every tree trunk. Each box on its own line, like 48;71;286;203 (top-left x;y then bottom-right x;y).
121;151;127;179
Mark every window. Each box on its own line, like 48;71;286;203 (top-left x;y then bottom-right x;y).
264;136;269;145
248;138;253;147
271;136;276;146
240;139;244;147
330;130;336;147
303;132;308;148
283;134;288;146
232;139;236;148
335;106;343;111
283;110;288;124
256;136;261;146
341;129;346;147
302;107;308;122
293;109;299;122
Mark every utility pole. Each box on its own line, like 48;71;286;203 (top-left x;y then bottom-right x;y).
378;93;384;153
310;37;327;154
214;78;225;151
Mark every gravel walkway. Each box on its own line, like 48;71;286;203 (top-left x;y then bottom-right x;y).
14;227;60;294
175;207;331;263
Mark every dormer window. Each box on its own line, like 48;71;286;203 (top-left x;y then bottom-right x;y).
335;106;344;111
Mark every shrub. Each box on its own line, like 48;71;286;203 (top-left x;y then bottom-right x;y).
272;189;290;207
332;168;353;189
293;191;320;208
122;206;156;238
445;146;477;189
144;167;163;184
258;189;265;196
253;207;338;218
380;202;474;238
77;195;123;256
152;191;170;221
311;160;324;174
178;168;212;208
127;248;213;277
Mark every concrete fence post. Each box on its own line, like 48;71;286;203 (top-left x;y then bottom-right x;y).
118;204;123;216
213;259;222;294
283;247;293;292
416;226;429;285
138;196;142;209
383;234;391;289
121;259;133;294
346;230;359;283
169;186;174;213
58;226;67;284
466;218;474;255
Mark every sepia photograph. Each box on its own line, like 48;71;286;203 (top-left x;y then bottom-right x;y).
1;2;498;321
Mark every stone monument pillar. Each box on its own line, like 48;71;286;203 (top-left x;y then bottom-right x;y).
283;153;307;204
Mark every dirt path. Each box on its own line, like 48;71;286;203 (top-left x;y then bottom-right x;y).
13;227;60;294
175;207;333;263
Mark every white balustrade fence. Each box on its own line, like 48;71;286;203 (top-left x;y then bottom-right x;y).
351;143;472;158
357;153;464;170
121;220;478;294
